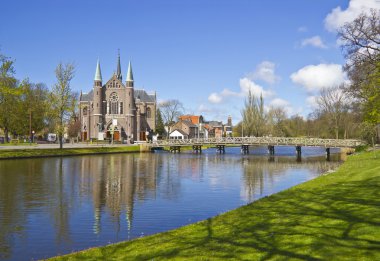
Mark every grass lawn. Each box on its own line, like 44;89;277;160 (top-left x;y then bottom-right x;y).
0;146;140;159
49;150;380;260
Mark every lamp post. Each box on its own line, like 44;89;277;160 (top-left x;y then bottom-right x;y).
29;109;32;144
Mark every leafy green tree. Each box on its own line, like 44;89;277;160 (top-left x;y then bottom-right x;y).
50;62;76;149
155;108;165;137
362;61;380;124
0;53;19;142
12;80;49;137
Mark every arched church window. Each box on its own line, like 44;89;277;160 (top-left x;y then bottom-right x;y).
109;92;119;114
146;107;151;118
83;107;88;116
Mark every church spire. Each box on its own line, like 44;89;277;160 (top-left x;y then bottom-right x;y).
94;59;102;82
116;49;122;81
126;61;134;87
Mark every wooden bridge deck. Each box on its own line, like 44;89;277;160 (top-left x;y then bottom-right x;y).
151;137;364;148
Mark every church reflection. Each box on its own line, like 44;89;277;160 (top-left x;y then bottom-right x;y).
79;154;159;234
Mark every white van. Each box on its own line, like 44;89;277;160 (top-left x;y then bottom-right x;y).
47;133;57;143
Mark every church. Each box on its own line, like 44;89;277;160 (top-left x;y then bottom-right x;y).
79;54;156;143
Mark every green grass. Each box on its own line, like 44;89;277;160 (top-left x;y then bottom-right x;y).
0;146;140;159
49;150;380;260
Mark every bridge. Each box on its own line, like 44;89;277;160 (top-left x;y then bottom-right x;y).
151;136;364;156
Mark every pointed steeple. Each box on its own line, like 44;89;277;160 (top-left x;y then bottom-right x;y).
116;49;122;81
94;59;102;82
126;61;134;87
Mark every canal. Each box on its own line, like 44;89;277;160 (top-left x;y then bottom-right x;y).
0;146;341;260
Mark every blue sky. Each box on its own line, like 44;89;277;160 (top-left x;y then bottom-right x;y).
1;0;379;124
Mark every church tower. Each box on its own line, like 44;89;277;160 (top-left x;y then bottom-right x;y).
93;59;103;137
116;50;122;82
125;61;136;141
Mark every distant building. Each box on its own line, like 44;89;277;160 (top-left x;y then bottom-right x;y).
224;115;233;137
170;120;198;139
79;53;156;142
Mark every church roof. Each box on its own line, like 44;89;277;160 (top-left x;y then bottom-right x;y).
94;60;102;81
127;61;134;82
134;89;155;103
80;90;93;102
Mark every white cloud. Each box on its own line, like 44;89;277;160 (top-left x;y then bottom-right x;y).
269;98;290;108
208;92;223;104
269;98;295;115
325;0;380;32
298;26;308;32
290;64;346;92
249;61;280;84
239;77;275;98
301;36;328;49
207;77;274;105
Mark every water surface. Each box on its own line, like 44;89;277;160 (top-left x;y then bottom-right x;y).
0;146;341;260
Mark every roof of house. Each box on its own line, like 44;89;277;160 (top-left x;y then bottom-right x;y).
169;129;187;136
178;115;202;125
181;120;198;128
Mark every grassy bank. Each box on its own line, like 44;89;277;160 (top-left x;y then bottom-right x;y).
50;150;380;260
0;146;140;159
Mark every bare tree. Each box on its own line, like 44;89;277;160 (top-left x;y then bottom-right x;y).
50;62;76;149
267;107;287;136
316;86;349;139
159;99;184;138
241;91;266;137
338;9;380;101
338;9;380;65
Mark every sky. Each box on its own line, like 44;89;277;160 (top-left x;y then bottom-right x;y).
1;0;380;124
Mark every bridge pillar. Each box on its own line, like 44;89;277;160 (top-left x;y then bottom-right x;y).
296;146;302;160
241;145;249;154
192;145;202;154
170;146;181;153
326;148;330;161
216;145;225;154
268;145;275;155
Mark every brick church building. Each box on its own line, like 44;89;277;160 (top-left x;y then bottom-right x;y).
79;54;156;142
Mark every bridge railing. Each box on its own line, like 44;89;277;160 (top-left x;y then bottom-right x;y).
153;137;364;148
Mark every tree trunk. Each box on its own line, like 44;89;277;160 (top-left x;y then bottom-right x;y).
4;128;9;143
59;134;63;149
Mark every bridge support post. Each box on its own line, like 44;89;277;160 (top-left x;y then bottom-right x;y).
170;146;181;153
326;148;330;161
296;146;302;160
216;145;225;154
192;145;202;154
241;145;249;154
268;145;275;155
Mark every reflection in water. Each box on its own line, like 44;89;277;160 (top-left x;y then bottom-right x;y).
0;147;341;260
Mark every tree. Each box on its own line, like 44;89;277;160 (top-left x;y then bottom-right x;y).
67;119;81;142
362;61;380;124
159;99;184;137
316;86;349;139
50;62;76;149
241;91;266;137
338;10;380;126
12;80;49;137
0;52;19;142
267;107;287;136
155;108;165;137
